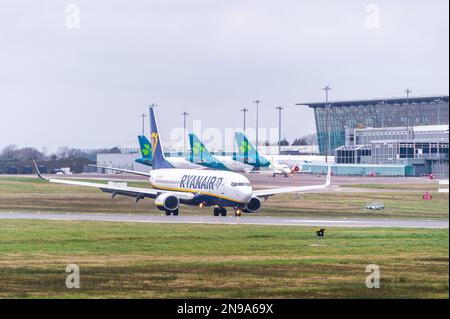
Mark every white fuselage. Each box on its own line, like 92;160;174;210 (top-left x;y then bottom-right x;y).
164;155;253;173
269;163;292;175
215;156;254;173
166;157;204;169
149;168;253;206
266;155;335;169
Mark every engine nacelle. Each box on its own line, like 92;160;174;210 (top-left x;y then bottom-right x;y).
155;193;180;211
243;196;262;213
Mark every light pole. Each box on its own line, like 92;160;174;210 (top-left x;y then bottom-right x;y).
253;100;261;155
322;86;332;163
377;100;386;128
240;108;248;133
181;111;189;154
404;88;412;129
276;106;283;155
139;113;147;136
405;88;412;103
434;98;442;125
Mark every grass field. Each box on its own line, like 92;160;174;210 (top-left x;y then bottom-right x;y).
0;176;448;298
0;176;448;219
0;220;447;298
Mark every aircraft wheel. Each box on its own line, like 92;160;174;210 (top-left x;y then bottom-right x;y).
172;209;179;216
165;210;171;216
213;207;220;216
234;210;242;218
220;208;227;217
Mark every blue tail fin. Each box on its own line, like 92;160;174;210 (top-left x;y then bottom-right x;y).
233;132;270;167
134;135;153;166
149;106;174;169
138;135;153;160
188;133;229;170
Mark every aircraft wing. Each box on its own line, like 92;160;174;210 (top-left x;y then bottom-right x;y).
34;161;194;201
253;165;331;197
89;164;151;177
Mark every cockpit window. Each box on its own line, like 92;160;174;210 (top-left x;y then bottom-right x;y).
231;182;251;187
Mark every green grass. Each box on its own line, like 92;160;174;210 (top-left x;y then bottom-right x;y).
0;220;447;298
0;177;448;219
265;191;449;219
342;183;442;191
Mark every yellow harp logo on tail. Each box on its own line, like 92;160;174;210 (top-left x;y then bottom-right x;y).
151;132;159;153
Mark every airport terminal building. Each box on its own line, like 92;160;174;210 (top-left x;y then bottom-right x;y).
299;95;449;177
298;95;449;155
335;125;448;176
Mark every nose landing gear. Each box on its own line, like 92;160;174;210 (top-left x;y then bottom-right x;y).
234;209;242;218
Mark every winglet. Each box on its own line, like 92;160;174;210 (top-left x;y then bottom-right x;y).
325;165;331;186
33;159;48;181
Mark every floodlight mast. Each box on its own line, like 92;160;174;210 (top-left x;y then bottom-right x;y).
181;111;189;154
253;99;261;158
322;86;332;163
139;113;147;136
276;106;284;155
240;107;248;133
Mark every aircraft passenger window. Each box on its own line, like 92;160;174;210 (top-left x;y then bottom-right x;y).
233;182;251;186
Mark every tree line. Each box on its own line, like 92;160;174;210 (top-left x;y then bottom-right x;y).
0;145;121;162
264;133;317;146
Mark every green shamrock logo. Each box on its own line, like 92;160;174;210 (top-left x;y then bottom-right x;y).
142;143;151;156
193;142;205;155
239;140;253;153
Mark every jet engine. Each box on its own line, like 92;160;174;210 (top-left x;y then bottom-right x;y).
243;196;262;213
155;193;180;211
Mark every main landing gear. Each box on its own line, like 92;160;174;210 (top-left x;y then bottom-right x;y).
213;207;227;217
272;173;289;178
165;209;179;216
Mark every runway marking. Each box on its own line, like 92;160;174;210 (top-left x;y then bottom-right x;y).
0;212;447;229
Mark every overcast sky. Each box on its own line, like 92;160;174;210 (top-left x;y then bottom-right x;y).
1;0;448;152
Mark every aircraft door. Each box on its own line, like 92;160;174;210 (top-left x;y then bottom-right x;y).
218;179;226;195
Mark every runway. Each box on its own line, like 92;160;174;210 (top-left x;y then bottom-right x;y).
9;173;439;189
0;212;447;229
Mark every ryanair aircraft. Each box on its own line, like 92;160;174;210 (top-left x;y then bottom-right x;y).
34;106;331;217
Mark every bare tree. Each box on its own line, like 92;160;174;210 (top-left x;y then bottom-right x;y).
57;146;70;159
15;147;45;161
0;144;18;161
278;138;289;146
292;133;317;146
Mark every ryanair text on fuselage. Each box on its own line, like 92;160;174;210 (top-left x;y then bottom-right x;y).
180;175;224;190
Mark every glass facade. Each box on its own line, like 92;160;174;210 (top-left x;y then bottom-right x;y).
335;145;372;164
301;163;415;177
303;96;449;155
